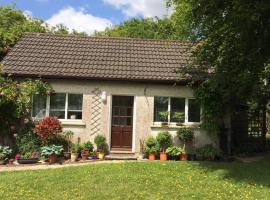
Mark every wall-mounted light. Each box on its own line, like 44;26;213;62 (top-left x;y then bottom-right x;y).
101;91;107;103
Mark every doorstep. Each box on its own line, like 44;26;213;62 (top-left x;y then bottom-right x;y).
105;153;137;160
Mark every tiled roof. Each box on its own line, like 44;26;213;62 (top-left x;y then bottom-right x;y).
2;33;194;83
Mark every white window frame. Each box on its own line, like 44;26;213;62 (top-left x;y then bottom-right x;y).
154;96;201;125
32;93;83;121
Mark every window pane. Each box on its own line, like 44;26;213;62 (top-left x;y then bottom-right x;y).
32;95;46;119
50;93;65;110
188;99;200;122
68;94;82;110
154;97;168;122
49;93;66;119
170;98;185;123
67;94;82;119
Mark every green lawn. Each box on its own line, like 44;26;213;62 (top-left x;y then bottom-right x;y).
1;156;270;200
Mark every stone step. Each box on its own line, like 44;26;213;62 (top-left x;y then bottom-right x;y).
105;153;137;160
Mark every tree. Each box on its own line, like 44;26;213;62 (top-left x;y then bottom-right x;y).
169;0;270;146
0;66;52;142
0;5;86;60
95;17;188;40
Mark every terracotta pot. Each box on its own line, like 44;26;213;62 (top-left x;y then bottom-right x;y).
149;153;155;160
48;154;57;164
160;152;167;161
98;152;105;159
180;153;188;161
71;153;78;162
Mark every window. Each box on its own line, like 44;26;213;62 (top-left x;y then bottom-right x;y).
188;99;200;122
49;93;66;119
32;93;83;120
154;97;168;122
32;95;47;119
170;98;185;123
154;97;200;123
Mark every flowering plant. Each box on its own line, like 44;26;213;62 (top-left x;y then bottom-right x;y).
34;117;62;141
0;145;12;160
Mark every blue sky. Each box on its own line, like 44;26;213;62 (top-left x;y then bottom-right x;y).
1;0;172;34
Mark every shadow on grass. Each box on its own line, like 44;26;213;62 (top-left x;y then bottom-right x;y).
196;154;270;187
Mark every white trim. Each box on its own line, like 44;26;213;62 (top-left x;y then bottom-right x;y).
185;98;188;123
168;97;171;123
64;93;68;120
108;94;112;152
132;96;136;153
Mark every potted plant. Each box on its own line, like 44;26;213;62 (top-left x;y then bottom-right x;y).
94;134;108;159
41;145;63;164
81;141;94;160
16;131;42;164
177;127;194;159
71;143;82;162
156;131;172;161
196;144;219;161
0;145;12;165
16;152;40;164
159;111;169;127
63;130;74;159
144;136;159;160
172;112;185;126
180;149;188;161
166;146;183;160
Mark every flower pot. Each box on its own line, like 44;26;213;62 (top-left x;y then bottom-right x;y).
71;153;78;162
148;153;155;160
160;152;167;161
48;154;57;164
70;115;77;119
188;154;196;161
63;152;71;160
17;158;39;164
98;152;105;159
0;160;7;165
180;153;188;161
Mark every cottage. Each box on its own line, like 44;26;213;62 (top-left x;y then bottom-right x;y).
2;33;215;155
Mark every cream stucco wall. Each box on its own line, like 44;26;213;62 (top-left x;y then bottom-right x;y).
47;79;216;153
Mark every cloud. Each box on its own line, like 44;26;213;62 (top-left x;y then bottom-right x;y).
23;10;33;18
103;0;172;18
46;7;113;35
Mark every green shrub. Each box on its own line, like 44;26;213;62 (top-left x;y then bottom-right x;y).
144;136;159;155
46;134;71;152
196;144;219;159
41;145;63;157
156;131;172;152
166;146;184;157
177;127;194;143
82;141;94;152
94;134;106;149
0;145;12;160
71;143;83;154
16;131;42;157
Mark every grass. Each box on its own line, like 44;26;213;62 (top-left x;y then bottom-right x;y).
1;156;270;200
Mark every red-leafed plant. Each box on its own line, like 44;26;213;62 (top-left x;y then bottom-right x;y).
34;117;62;141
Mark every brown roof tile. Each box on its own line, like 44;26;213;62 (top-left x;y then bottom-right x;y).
2;33;194;83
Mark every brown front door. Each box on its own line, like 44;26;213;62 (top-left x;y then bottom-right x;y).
111;96;134;150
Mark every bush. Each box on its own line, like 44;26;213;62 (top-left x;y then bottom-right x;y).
196;144;219;160
94;134;106;150
166;146;184;157
71;143;83;154
46;134;71;152
34;117;62;141
144;136;159;155
177;127;194;143
156;131;172;152
82;141;94;152
16;131;42;158
0;145;12;160
41;145;63;157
